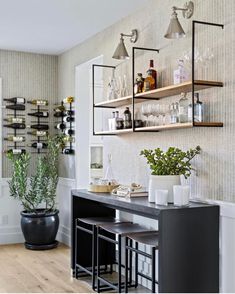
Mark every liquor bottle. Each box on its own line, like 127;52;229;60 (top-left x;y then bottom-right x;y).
2;104;25;111
55;123;66;130
28;124;49;130
143;71;155;92
4;136;25;142
148;60;157;88
63;135;75;143
27;99;48;106
54;111;66;118
63;96;74;104
179;93;189;123
4;117;25;123
64;129;74;136
63;116;75;123
4;97;26;104
5;149;26;155
29;142;47;149
123;107;132;129
3;123;26;129
27;130;48;137
54;105;66;113
28;111;49;117
174;59;188;85
62;148;75;155
188;93;205;123
134;73;145;94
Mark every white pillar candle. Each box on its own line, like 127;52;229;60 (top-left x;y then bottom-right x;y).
173;185;190;206
155;189;168;206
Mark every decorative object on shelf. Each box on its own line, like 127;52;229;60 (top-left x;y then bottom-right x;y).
134;73;145;94
112;29;138;60
179;92;189;123
111;183;147;198
107;71;119;100
164;1;194;39
7;134;65;250
140;146;201;203
174;59;189;84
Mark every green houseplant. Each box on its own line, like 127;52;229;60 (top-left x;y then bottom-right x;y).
140;146;201;203
7;134;65;250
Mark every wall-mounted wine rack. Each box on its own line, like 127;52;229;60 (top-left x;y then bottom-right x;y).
54;98;75;155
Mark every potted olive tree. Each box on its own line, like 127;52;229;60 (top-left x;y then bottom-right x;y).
140;146;201;203
7;135;65;250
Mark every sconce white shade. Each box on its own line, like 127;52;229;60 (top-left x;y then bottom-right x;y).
164;11;186;39
112;37;129;60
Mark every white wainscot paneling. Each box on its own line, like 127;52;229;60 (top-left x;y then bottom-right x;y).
57;177;75;247
0;178;24;244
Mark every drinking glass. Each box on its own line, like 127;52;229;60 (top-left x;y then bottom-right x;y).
141;104;152;127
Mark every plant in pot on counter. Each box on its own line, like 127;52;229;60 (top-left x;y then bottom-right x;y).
140;146;201;203
7;134;65;250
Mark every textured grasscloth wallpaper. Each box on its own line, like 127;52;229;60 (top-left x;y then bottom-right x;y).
59;0;234;202
0;50;58;177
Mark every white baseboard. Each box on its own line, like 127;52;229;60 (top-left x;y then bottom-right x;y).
0;225;24;244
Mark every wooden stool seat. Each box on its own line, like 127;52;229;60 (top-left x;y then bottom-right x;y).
77;217;129;227
100;222;151;237
127;231;159;248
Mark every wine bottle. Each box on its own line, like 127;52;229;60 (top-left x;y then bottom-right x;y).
4;117;25;123
2;104;25;111
28;111;49;117
54;105;66;113
65;110;74;116
64;129;74;136
63;136;75;143
5;149;26;155
27;130;48;137
54;112;66;118
55;123;66;130
27;99;48;106
28;124;49;130
63;148;75;155
63;96;74;104
29;142;47;149
4;123;26;129
4;136;25;142
4;97;26;104
63;116;75;123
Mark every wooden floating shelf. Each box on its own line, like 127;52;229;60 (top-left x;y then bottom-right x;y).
94;80;223;108
95;122;223;135
94;129;132;135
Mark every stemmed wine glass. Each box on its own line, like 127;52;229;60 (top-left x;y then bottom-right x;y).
141;104;152;127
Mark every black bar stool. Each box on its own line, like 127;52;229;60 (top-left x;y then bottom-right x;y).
97;222;154;293
125;231;159;293
75;217;131;291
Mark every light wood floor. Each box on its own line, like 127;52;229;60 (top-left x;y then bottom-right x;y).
0;243;93;293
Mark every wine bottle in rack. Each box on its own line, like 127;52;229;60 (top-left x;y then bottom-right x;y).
27;99;48;106
28;111;49;117
54;105;66;113
54;112;66;118
63;116;75;123
4;136;25;142
27;130;48;137
63;136;75;143
63;96;74;104
4;117;25;123
55;123;66;130
64;129;74;136
62;148;75;155
2;104;25;111
5;149;26;155
65;110;74;116
28;142;47;149
4;97;26;104
28;124;49;130
4;123;26;129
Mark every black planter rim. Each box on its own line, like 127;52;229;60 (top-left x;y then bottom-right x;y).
21;209;59;218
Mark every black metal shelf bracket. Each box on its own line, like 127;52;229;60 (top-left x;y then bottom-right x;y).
192;20;224;127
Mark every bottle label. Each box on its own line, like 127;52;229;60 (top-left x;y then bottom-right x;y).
12;149;21;154
42;112;48;116
36;131;46;136
12;118;23;123
16;98;25;104
13;136;23;142
36;100;47;106
37;143;43;149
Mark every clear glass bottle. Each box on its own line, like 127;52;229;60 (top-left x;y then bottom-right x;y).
188;93;204;122
174;59;188;85
179;93;189;123
170;103;179;124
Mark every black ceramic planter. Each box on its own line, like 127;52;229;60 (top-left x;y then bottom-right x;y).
21;209;59;250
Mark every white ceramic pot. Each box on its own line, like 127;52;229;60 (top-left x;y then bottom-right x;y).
148;175;181;203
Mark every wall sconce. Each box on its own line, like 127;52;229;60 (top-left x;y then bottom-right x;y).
112;29;138;60
164;1;194;39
